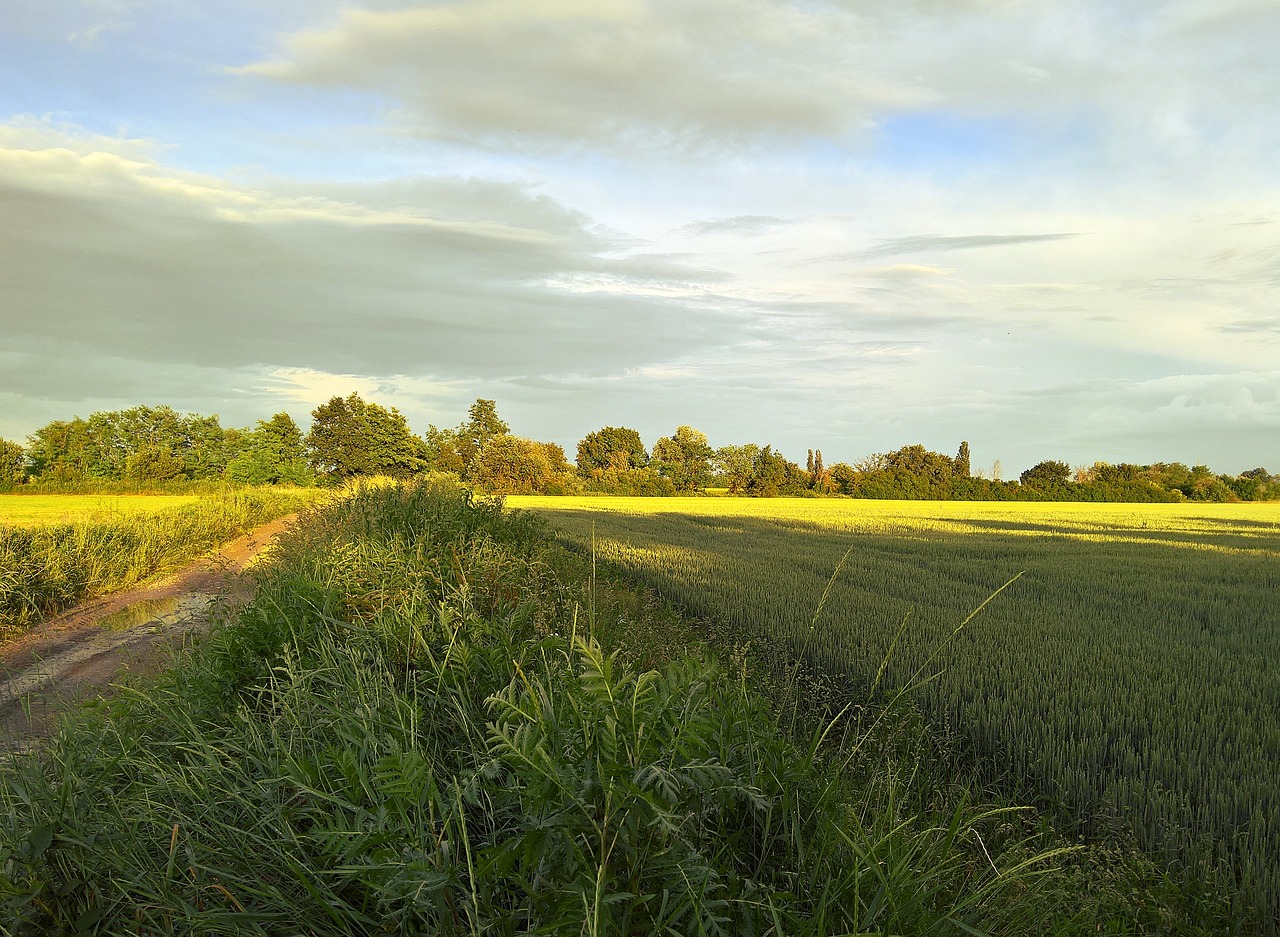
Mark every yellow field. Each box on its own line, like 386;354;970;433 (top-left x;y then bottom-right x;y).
0;494;203;527
508;495;1280;555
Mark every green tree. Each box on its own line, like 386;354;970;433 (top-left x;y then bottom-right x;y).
955;441;971;478
747;445;807;497
1227;467;1274;502
827;462;859;495
714;444;761;495
577;426;649;476
652;426;713;492
460;399;510;466
25;406;234;482
126;443;186;483
0;439;25;486
1019;460;1071;490
468;435;576;494
25;419;93;480
424;399;511;476
812;449;833;494
225;413;313;486
305;393;426;480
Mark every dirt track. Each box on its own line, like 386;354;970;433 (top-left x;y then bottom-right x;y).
0;515;296;750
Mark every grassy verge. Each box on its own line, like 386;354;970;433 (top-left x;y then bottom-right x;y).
0;488;320;640
0;484;1244;934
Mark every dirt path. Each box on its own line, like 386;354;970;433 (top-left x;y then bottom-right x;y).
0;514;296;750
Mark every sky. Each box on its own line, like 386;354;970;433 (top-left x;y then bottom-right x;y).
2;0;1278;476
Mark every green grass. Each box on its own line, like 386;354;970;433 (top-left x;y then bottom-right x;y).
510;495;1279;932
1;482;1218;935
0;488;322;639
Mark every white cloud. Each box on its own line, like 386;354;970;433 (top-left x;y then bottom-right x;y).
230;0;1280;184
232;0;920;153
0;121;742;423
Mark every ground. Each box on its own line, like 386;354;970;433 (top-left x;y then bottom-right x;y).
0;514;295;750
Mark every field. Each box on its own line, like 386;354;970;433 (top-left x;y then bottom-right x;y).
509;495;1280;927
5;483;1236;934
0;489;319;637
0;494;201;527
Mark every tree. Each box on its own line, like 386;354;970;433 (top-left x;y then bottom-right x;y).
747;445;807;497
714;444;761;495
577;426;649;475
25;419;93;480
0;439;25;486
23;406;237;482
1019;460;1071;489
955;441;971;478
126;443;186;483
812;449;833;493
827;462;859;495
424;399;511;476
305;393;426;480
468;434;576;494
459;399;510;468
652;426;713;492
224;413;313;485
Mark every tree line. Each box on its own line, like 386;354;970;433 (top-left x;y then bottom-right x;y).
1;394;1275;502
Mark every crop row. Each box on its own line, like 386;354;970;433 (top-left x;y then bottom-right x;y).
517;497;1280;930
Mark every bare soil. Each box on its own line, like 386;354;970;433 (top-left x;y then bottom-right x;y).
0;515;296;750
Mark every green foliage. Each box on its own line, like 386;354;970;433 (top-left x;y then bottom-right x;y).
305;393;426;480
224;412;313;486
0;439;25;488
580;466;676;496
429;398;511;473
23;406;240;485
834;444;960;499
0;488;314;638
1;485;1077;935
467;434;578;495
955;441;971;478
714;443;760;494
1019;460;1072;491
535;501;1275;932
746;444;808;496
424;398;513;478
576;425;648;475
652;425;713;492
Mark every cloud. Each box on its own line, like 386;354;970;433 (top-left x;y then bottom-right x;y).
858;263;953;279
847;233;1081;261
224;0;1280;185
231;0;921;154
676;215;790;237
0;124;745;427
1218;316;1280;342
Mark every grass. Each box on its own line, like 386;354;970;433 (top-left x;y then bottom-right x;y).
0;482;1210;935
510;494;1277;932
0;488;321;640
0;495;202;528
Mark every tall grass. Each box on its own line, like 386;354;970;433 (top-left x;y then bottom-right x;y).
0;488;318;639
518;496;1271;932
1;483;1092;935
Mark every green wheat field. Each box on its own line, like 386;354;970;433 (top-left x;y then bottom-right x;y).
510;495;1280;922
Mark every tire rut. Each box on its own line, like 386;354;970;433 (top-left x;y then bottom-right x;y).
0;514;295;751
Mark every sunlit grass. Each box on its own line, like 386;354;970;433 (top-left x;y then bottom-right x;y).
510;493;1280;930
3;483;1192;935
509;496;1280;556
0;494;202;528
0;489;322;638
